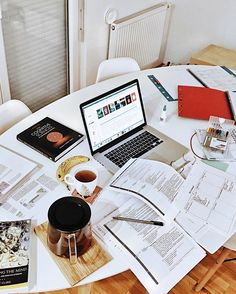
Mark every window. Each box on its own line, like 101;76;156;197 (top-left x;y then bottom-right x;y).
1;0;68;111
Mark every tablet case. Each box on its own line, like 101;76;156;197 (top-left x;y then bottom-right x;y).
178;85;233;120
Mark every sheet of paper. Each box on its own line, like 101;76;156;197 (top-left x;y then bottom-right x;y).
188;66;236;91
0;146;41;203
0;167;67;224
108;158;183;222
94;197;205;294
174;161;236;253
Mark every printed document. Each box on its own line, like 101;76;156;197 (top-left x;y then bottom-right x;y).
0;168;67;223
188;66;236;91
0;145;67;222
107;158;236;253
108;158;183;222
174;160;236;253
0;145;40;203
94;197;205;294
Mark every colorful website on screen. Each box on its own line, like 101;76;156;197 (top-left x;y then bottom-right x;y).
83;83;145;152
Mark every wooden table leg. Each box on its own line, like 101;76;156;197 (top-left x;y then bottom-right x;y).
195;248;232;292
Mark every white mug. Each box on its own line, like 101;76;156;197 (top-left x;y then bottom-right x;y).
64;167;98;197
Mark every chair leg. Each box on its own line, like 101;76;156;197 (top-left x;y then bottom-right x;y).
194;247;232;292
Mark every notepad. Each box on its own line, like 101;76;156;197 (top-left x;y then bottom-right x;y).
178;85;233;120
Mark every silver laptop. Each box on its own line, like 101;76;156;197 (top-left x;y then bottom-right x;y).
80;79;188;174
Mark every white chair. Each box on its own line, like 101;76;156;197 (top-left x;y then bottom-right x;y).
195;234;236;291
0;99;32;134
96;57;140;83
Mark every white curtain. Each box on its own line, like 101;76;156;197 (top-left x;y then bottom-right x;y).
1;0;68;111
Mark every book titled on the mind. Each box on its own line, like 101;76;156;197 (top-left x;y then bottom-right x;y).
0;219;31;290
17;117;84;161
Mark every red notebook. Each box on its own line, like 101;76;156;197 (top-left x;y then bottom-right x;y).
178;85;233;120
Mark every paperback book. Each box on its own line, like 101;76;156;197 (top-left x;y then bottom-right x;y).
0;219;31;291
17;117;84;162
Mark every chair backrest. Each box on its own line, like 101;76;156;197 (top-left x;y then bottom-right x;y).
96;57;140;83
0;100;32;134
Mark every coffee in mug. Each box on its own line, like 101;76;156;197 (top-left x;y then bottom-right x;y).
64;167;98;197
47;196;92;264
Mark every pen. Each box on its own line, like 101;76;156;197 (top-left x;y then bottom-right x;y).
112;216;164;226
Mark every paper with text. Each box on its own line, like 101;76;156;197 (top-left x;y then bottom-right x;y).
188;66;236;91
175;161;236;253
94;197;205;294
0;168;67;223
108;158;183;222
0;146;40;203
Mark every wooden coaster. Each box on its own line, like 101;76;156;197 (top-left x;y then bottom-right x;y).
71;186;102;204
34;222;112;286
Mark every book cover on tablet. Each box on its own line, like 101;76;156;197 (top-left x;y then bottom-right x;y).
0;219;31;291
17;117;84;162
178;85;233;120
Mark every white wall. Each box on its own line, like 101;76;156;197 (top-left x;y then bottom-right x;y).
82;0;161;86
82;0;236;86
164;0;236;64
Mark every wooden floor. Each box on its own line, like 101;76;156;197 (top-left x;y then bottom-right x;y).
32;248;236;294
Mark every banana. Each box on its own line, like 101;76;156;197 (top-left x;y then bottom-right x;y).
56;155;90;183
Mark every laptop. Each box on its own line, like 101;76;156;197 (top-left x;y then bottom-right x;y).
80;79;189;174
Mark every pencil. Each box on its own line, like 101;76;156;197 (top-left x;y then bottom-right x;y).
112;216;164;226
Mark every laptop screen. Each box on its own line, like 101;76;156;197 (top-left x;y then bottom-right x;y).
80;79;146;154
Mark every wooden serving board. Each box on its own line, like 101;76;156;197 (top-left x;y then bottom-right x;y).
34;222;112;286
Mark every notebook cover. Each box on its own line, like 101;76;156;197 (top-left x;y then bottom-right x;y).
178;85;233;120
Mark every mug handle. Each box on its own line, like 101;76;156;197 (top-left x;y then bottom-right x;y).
68;233;77;264
64;174;74;186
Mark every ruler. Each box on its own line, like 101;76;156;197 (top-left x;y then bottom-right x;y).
148;75;177;101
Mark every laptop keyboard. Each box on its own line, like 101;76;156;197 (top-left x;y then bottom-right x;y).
104;131;163;168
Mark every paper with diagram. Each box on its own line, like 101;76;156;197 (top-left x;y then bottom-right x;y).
174;160;236;253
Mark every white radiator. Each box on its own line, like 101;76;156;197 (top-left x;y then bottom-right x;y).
108;3;171;69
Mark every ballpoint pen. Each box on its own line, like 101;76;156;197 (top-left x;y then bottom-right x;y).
112;216;164;226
